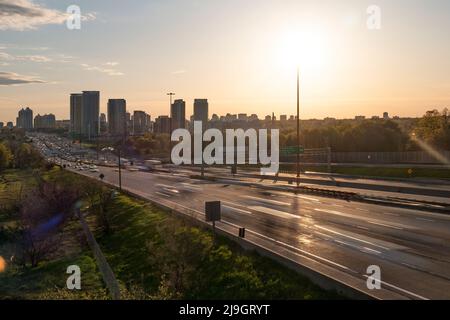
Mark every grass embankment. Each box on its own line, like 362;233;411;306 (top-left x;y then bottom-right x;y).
1;168;343;300
95;194;342;299
0;169;105;300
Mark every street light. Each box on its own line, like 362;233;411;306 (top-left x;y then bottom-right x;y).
167;92;176;160
296;66;300;187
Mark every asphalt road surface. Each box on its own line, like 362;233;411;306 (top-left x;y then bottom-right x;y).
73;165;450;300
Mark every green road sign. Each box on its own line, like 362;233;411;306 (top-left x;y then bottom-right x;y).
280;146;305;155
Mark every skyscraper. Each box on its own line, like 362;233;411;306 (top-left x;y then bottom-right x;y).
107;99;127;137
81;91;100;139
70;93;82;136
171;99;186;130
17;107;33;130
133;110;148;135
34;114;56;129
193;99;209;129
155;116;171;134
100;113;107;134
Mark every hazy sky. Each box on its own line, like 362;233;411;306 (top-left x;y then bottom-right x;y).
1;0;450;123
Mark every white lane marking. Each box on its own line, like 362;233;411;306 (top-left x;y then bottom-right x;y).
223;200;248;208
299;195;321;202
223;205;252;215
155;192;170;198
357;208;370;212
383;212;400;217
235;225;354;272
248;206;301;220
415;217;435;222
243;195;291;206
367;220;404;230
362;276;429;300
362;247;382;255
357;226;370;231
269;191;321;203
315;225;391;251
314;208;408;230
155;183;175;189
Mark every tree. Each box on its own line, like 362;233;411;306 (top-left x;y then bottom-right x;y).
0;143;13;172
414;109;450;150
147;223;213;298
15;172;83;267
14;143;43;169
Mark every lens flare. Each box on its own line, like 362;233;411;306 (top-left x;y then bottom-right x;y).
0;256;6;273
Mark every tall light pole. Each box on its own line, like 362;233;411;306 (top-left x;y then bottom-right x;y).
296;66;300;187
167;92;175;161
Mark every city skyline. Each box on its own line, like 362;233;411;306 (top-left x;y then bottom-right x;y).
1;0;450;122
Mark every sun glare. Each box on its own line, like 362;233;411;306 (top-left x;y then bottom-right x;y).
274;25;331;75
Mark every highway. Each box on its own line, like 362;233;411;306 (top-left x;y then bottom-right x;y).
30;133;450;299
77;165;450;300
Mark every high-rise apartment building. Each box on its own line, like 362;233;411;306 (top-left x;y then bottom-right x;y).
171;99;186;131
17;107;33;130
70;93;83;136
155;116;171;134
81;91;100;139
34;114;56;129
107;99;127;137
193;99;209;128
133;110;148;135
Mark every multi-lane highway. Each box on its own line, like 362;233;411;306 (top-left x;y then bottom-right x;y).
31;134;450;300
75;164;450;300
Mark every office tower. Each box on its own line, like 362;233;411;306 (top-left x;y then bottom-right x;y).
0;122;3;129
17;107;33;130
81;91;100;139
107;99;126;137
155;116;171;134
133;110;148;135
7;122;13;129
171;99;186;130
280;115;288;122
70;93;82;136
34;114;56;129
383;112;389;120
193;99;209;128
99;113;107;133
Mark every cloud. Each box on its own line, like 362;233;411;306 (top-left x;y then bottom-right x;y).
0;71;45;85
81;63;124;76
172;69;187;75
0;0;96;31
104;62;119;66
0;51;52;62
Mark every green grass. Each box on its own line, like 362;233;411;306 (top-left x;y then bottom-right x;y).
0;168;106;300
95;194;343;300
1;167;344;300
0;252;105;300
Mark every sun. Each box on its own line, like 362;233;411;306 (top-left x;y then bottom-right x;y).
273;25;331;75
